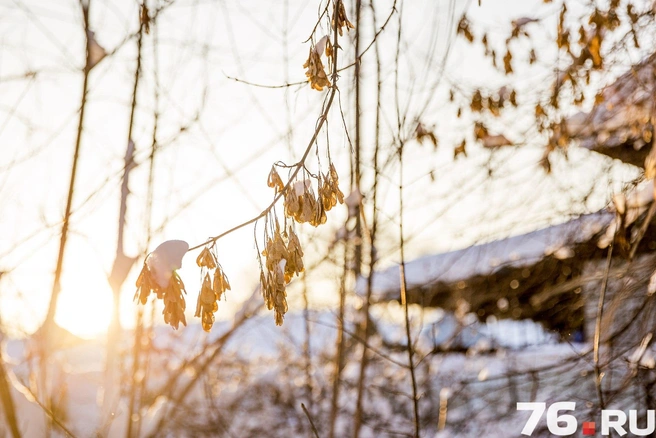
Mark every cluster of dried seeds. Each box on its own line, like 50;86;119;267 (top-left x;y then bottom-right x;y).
303;49;331;92
268;165;345;228
137;4;354;331
319;163;345;212
268;165;345;227
261;165;343;324
194;246;231;332
135;263;188;330
260;226;304;325
333;1;355;36
285;179;326;226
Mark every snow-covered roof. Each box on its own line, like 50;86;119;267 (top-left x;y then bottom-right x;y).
358;212;613;301
561;53;656;165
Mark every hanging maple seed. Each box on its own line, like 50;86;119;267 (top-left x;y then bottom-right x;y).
196;246;217;269
213;264;231;301
284;179;320;224
588;33;602;69
470;90;483;112
161;271;188;330
333;1;355;36
415;123;439;148
259;223;306;325
134;263;156;305
454;140;467;159
134;263;187;329
195;274;217;332
285;227;305;282
284;184;300;218
503;50;513;74
260;261;288;326
260;270;275;314
325;39;333;58
303;49;331;91
319;165;344;213
271;263;288;326
267;166;285;193
457;15;474;43
328;164;344;203
190;243;233;331
312;197;327;227
474;122;488;141
263;229;289;271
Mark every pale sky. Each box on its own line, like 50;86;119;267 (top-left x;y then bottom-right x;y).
0;0;639;338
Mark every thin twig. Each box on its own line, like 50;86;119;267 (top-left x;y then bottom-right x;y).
22;385;78;438
328;245;348;438
42;0;93;332
302;403;321;438
145;293;263;437
593;241;613;410
223;2;397;91
0;352;20;438
353;0;380;434
394;0;419;435
629;201;656;260
186;0;342;254
123;6;147;438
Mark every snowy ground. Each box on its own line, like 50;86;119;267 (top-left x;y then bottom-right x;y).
0;309;642;437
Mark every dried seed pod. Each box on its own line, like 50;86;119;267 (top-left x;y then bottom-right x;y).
267;166;285;193
134;263;156;304
310;197;327;227
263;231;289;271
415;123;438;148
284;186;300;219
318;164;344;215
195;274;216;332
261;270;274;311
333;1;355;36
213;265;231;301
285;179;318;224
135;262;188;330
303;49;331;91
272;262;288;326
454;140;467;159
196;247;217;269
457;15;474;43
161;272;187;330
329;164;345;204
285;228;305;282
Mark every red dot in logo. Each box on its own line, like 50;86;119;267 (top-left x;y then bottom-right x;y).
582;422;596;435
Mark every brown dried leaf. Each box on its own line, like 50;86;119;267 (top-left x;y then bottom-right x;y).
503;50;513;74
303;49;331;91
457;15;474;43
140;3;150;34
333;1;355;36
267;166;285;193
588;34;602;68
454;140;467;159
196;247;217;269
471;90;483;112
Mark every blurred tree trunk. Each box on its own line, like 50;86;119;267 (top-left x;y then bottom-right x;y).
0;335;20;438
42;0;93;337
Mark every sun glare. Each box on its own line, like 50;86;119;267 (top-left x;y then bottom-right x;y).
54;260;114;340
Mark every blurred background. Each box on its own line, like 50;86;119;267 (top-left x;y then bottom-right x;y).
1;0;655;436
